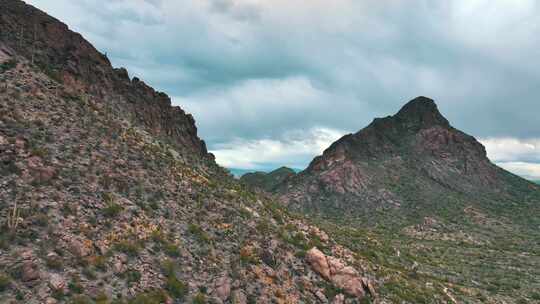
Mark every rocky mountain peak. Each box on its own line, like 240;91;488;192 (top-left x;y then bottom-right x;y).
394;96;450;128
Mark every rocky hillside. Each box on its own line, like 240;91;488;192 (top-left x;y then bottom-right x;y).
240;167;296;192
0;1;380;303
271;97;540;303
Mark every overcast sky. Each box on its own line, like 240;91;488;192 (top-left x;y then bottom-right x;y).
27;0;540;179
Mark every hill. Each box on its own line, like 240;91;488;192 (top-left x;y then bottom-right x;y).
240;167;297;192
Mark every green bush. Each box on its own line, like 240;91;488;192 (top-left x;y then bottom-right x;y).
68;278;84;294
102;202;123;218
113;240;140;257
125;270;142;284
128;290;168;304
0;273;11;291
188;224;210;243
45;255;63;270
0;59;17;73
160;259;177;277
164;243;181;257
165;276;188;299
70;295;93;304
193;293;206;304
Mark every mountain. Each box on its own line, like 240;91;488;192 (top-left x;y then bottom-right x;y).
272;96;540;302
278;96;539;217
240;167;296;192
0;1;378;303
227;168;256;178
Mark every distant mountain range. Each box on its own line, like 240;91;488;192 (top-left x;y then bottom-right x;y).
228;167;302;178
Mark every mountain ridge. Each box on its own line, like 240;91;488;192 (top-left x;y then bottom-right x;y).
0;0;210;160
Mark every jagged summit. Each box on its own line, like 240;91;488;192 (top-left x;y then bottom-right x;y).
395;96;450;128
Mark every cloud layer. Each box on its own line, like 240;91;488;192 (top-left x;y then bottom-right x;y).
26;0;540;176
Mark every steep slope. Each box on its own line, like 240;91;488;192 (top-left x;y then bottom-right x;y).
240;167;296;192
275;97;540;303
0;1;380;303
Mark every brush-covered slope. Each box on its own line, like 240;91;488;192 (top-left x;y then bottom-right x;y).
0;1;380;303
240;167;296;192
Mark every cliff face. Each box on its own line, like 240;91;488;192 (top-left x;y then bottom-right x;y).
0;0;209;158
278;97;539;215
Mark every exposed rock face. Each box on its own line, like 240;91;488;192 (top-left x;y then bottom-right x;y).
277;97;540;217
0;0;209;159
240;167;297;192
306;247;370;299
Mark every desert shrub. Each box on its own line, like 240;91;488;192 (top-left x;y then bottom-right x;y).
0;273;11;291
45;255;63;270
68;277;84;294
193;293;206;304
188;224;210;243
82;267;97;280
0;59;17;72
70;295;93;304
102;193;123;218
94;292;109;304
90;255;108;271
165;276;188;299
128;290;168;304
164;243;181;257
125;270;142;284
113;240;140;257
239;246;259;265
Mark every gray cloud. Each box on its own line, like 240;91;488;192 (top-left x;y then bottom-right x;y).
26;0;540;172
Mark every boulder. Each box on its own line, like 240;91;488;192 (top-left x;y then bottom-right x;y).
49;273;66;292
332;294;345;304
214;276;231;301
306;247;369;299
306;247;331;280
21;261;40;282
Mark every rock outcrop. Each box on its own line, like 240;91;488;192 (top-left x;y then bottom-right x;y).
306;247;374;299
